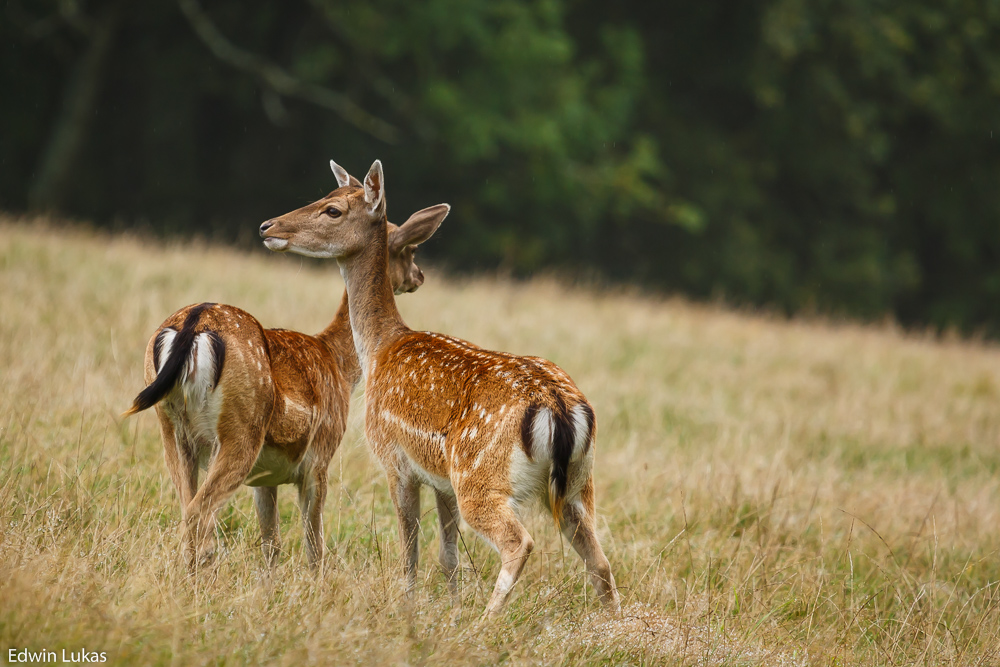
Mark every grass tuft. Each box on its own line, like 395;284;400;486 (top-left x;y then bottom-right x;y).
2;216;1000;664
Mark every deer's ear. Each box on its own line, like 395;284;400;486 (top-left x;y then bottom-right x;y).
330;160;351;188
364;160;385;214
330;159;362;188
390;204;450;252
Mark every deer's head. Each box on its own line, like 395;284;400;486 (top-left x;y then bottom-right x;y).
259;160;449;294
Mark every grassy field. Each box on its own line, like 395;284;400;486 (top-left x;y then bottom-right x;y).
2;215;1000;665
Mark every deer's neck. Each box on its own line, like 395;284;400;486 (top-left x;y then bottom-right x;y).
338;219;408;379
317;290;363;389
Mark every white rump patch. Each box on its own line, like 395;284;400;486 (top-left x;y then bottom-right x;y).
156;328;177;373
160;331;225;457
508;446;549;511
569;404;592;462
158;328;222;398
180;334;224;422
530;407;554;460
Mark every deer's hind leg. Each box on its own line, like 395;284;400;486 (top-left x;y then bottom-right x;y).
297;463;328;571
254;486;281;567
183;417;266;570
456;486;534;617
156;407;199;515
560;476;620;612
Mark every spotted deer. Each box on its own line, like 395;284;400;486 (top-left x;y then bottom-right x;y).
123;165;449;570
260;159;620;616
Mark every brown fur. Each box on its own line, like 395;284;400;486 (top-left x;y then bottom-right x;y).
124;197;445;571
261;159;620;616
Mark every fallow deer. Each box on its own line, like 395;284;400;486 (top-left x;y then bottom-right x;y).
260;159;620;616
123;165;450;570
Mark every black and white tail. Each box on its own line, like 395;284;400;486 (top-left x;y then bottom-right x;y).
521;397;595;525
122;303;225;417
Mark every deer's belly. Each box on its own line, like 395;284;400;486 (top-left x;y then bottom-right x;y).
408;455;453;492
246;445;303;486
372;409;452;485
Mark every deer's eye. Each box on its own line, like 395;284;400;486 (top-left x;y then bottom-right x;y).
325;207;342;218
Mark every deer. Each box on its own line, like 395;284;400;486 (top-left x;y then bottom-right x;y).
123;163;450;571
259;159;621;617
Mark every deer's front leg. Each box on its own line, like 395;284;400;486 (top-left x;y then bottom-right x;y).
435;489;461;596
386;466;421;593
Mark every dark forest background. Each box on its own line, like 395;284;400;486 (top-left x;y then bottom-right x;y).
4;0;1000;332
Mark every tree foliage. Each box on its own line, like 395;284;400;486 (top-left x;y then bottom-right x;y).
4;0;999;331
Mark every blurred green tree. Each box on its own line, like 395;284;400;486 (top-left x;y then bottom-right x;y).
2;0;999;333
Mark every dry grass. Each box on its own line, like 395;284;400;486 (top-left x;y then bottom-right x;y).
2;214;1000;665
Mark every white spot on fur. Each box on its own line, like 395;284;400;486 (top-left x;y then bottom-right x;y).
283;395;312;419
380;410;444;447
471;449;487;470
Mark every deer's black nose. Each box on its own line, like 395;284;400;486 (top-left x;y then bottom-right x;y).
259;220;275;237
